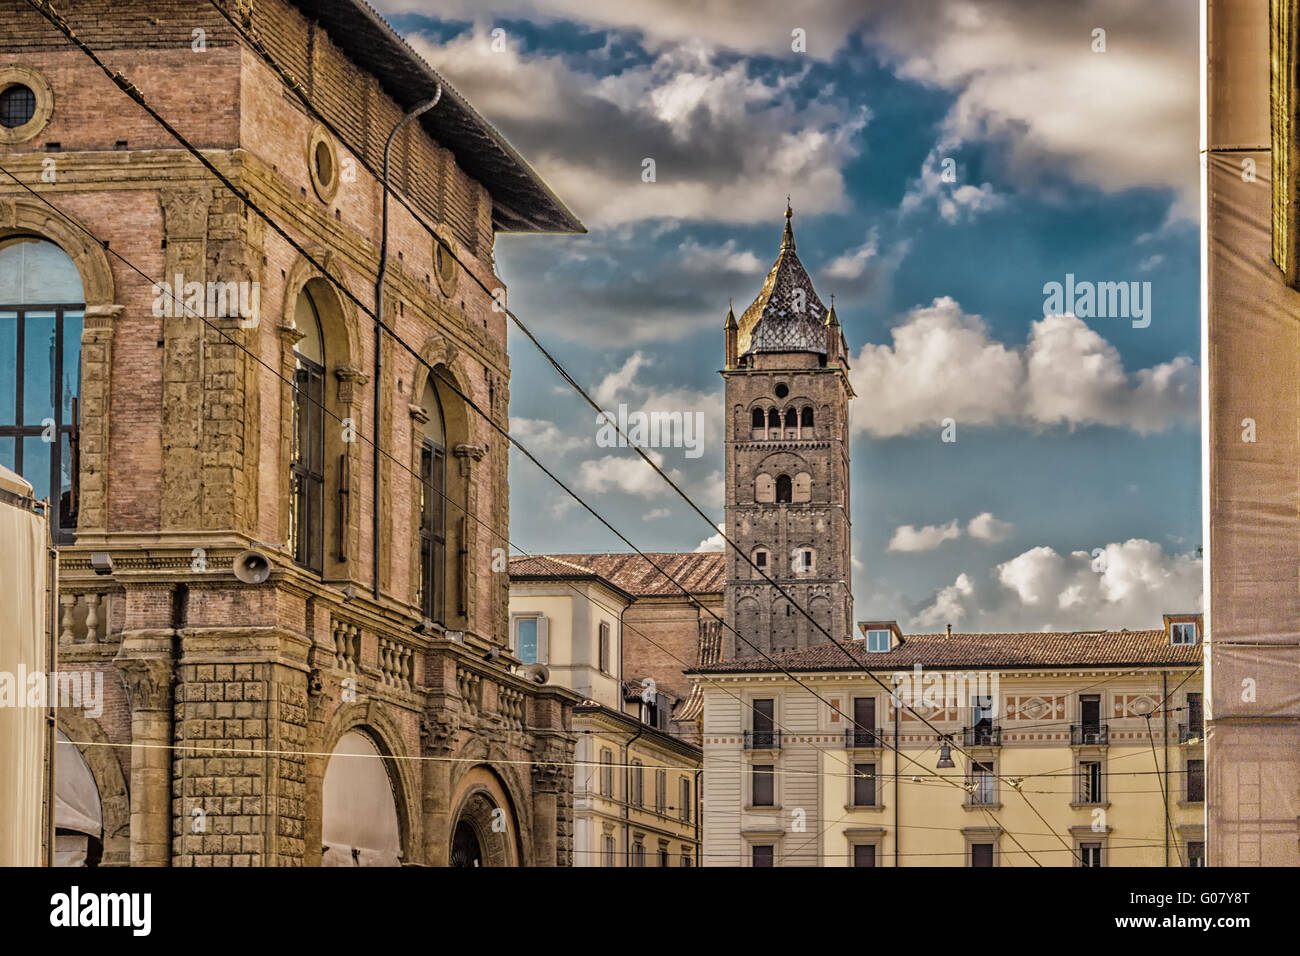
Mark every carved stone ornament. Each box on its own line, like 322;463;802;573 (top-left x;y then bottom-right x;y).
116;658;174;712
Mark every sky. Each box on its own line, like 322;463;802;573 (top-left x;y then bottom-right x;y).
377;0;1203;634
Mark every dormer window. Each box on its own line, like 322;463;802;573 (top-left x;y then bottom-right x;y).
1170;621;1198;645
864;629;891;652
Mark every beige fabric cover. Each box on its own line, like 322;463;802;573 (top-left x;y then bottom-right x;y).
0;464;48;866
321;730;402;866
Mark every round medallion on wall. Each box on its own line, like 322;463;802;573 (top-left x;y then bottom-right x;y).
307;123;340;203
774;383;789;398
0;68;54;146
433;227;459;298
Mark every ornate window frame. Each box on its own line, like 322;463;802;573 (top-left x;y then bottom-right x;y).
0;67;54;146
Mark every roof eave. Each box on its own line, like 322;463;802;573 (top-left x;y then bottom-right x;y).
288;0;585;236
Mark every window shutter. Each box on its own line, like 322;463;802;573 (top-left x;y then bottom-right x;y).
537;615;549;664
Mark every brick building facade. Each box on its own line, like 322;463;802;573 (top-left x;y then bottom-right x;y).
1;0;584;865
721;205;855;658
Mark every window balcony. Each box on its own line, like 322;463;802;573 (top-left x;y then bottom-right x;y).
743;730;782;750
962;725;1001;747
844;729;886;749
1070;723;1109;746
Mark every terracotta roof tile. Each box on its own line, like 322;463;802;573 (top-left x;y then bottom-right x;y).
510;552;725;597
691;629;1201;674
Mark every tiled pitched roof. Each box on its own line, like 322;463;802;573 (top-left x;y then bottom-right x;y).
690;629;1202;674
509;552;725;597
674;619;723;722
736;205;828;356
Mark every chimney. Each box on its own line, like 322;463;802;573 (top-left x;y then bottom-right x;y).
946;623;952;636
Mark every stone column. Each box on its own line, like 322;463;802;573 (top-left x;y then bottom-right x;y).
453;443;485;626
114;632;175;867
420;707;459;866
77;303;124;534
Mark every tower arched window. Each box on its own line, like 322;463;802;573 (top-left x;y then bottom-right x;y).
289;286;326;574
419;379;447;624
0;236;83;539
775;474;792;503
750;407;766;439
784;408;797;429
768;408;780;430
801;406;814;429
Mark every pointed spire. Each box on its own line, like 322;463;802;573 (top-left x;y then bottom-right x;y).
724;298;737;329
826;293;839;327
781;198;795;252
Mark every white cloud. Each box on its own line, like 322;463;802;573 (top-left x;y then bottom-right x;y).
382;1;1195;221
403;27;868;227
1138;254;1164;272
644;507;672;521
901;149;1005;223
967;512;1014;542
873;1;1198;219
913;572;975;628
909;538;1202;632
694;524;726;552
510;416;588;455
823;232;884;280
888;520;962;553
576;451;688;498
679;238;764;275
848;297;1198;437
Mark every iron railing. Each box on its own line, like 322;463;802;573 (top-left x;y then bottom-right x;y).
962;724;1001;747
743;730;782;750
1070;723;1109;746
844;728;886;749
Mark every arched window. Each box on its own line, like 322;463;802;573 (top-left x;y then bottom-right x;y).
767;408;780;430
0;236;84;538
751;408;765;429
289;286;326;574
784;408;797;429
419;379;446;624
801;406;814;429
775;474;792;503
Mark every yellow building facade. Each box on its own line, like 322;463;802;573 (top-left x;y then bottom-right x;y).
509;557;702;866
694;619;1203;866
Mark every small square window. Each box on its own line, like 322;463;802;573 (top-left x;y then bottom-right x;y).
853;844;877;867
1170;621;1198;645
755;551;768;569
865;629;890;652
752;845;774;867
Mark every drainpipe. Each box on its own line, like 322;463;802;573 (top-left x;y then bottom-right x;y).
623;721;645;867
1162;670;1170;867
694;767;703;867
374;90;442;600
893;675;901;867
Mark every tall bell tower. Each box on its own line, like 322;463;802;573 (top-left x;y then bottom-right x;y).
721;204;854;659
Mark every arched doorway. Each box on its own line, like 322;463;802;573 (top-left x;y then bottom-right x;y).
321;730;402;866
450;818;483;867
54;730;102;866
448;765;521;867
